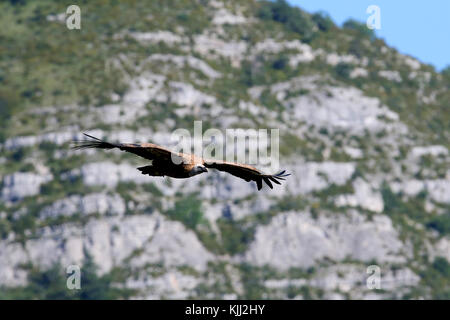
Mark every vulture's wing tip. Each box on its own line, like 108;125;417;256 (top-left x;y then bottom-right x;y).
82;132;101;141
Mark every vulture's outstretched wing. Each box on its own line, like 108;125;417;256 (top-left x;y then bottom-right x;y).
72;133;178;162
204;160;290;190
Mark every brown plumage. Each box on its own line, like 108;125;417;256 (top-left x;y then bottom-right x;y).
72;133;290;190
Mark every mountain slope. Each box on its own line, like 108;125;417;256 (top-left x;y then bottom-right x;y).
0;0;449;299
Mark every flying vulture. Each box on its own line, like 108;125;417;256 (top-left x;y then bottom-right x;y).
72;133;290;190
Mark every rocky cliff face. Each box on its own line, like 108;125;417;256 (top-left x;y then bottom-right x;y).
0;0;449;299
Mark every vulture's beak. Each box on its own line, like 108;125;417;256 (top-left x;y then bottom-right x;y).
201;167;208;173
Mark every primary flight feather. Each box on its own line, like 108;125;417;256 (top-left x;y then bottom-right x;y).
72;133;290;190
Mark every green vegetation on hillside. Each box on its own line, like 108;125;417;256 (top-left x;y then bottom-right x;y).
0;0;448;300
0;253;135;300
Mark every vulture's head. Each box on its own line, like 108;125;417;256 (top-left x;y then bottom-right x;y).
189;165;208;176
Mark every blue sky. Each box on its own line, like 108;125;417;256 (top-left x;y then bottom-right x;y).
288;0;450;71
